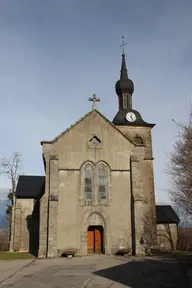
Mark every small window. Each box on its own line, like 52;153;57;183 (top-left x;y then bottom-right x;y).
123;94;127;109
89;136;101;148
134;136;144;145
84;165;93;200
97;164;108;200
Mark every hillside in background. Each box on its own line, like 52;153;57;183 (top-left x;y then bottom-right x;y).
0;200;7;229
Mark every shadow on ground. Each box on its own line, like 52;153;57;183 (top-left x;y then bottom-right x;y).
94;257;190;288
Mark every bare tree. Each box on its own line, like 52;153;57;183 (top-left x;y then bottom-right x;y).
173;206;192;250
167;110;192;216
142;210;176;252
177;227;192;251
142;209;157;255
157;224;175;250
0;152;22;216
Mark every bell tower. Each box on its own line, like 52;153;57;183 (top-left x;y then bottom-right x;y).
112;37;157;254
113;37;154;128
115;53;134;111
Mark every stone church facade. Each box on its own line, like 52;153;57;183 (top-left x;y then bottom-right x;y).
10;53;179;257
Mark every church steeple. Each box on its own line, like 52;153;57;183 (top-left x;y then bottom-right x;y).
112;37;155;127
120;53;128;79
115;53;134;111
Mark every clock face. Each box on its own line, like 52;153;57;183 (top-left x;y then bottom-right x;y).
126;112;136;122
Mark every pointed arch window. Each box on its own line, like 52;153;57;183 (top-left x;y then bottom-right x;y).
97;164;108;200
84;164;93;200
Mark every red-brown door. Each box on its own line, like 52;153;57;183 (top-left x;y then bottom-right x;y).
87;226;102;254
87;228;94;254
95;228;101;253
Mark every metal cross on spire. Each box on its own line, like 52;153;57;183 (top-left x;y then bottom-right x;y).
89;94;100;110
120;35;127;55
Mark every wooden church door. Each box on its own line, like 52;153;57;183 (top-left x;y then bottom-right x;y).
87;226;103;254
87;227;94;254
95;227;102;253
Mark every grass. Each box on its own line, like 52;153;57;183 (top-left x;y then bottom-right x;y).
0;252;35;260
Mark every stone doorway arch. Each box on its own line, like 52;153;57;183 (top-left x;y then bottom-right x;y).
81;211;109;255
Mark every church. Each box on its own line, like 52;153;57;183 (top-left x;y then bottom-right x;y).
10;50;179;257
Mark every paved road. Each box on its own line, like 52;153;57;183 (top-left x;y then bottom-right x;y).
0;259;35;283
0;255;190;288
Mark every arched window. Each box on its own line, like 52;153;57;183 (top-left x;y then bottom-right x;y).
97;164;108;200
84;164;93;200
134;135;144;145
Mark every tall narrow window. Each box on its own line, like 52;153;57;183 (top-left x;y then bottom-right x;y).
97;164;108;200
84;165;93;200
123;94;127;109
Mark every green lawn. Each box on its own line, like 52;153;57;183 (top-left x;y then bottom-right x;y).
0;252;35;260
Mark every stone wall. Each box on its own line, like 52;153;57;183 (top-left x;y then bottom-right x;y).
10;198;34;252
119;124;157;254
47;156;59;257
40;110;157;257
157;223;178;250
57;169;131;256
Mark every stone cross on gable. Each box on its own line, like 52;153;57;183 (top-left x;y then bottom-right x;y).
89;94;100;109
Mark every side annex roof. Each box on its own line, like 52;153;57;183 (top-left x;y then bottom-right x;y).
15;175;45;199
156;205;180;224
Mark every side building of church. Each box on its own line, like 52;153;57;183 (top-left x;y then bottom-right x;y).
10;53;179;257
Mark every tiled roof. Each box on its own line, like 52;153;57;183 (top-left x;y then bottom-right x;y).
156;205;180;224
15;175;45;199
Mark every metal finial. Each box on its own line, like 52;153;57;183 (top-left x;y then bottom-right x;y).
89;94;100;110
120;35;127;55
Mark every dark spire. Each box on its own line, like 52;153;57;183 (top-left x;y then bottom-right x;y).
120;36;128;79
120;54;128;79
112;36;155;128
115;36;134;98
116;53;134;95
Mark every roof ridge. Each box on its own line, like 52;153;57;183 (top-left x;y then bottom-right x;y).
41;110;92;144
94;109;135;145
41;109;135;146
19;175;45;177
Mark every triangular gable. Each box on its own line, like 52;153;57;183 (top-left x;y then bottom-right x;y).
41;109;135;146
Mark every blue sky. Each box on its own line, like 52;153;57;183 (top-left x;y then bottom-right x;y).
0;0;192;203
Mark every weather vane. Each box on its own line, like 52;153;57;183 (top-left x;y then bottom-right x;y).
120;35;127;55
89;94;100;109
